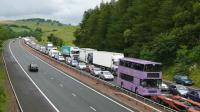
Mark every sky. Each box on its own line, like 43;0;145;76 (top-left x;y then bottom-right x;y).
0;0;111;25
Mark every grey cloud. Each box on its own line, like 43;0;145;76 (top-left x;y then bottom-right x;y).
0;0;111;25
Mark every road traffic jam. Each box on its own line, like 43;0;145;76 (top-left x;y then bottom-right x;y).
23;37;200;112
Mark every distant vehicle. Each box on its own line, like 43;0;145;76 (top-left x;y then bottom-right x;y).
169;85;189;96
99;71;114;81
84;64;94;73
91;67;102;77
40;46;46;53
61;46;80;60
70;60;78;67
186;90;200;102
46;42;53;50
117;58;162;96
76;63;86;70
55;53;65;62
79;48;97;63
35;44;41;51
49;50;59;58
160;82;169;92
65;57;72;64
173;74;193;86
29;64;39;72
87;51;124;73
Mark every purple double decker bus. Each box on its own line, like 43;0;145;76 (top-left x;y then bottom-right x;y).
117;58;162;96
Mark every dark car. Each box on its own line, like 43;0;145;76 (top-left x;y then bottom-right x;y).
29;64;39;72
186;90;200;102
173;74;193;86
169;85;189;96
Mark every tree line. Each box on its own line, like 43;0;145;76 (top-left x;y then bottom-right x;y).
74;0;200;74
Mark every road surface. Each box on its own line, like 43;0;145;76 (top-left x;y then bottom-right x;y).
3;39;135;112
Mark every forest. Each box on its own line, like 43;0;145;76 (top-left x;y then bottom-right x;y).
74;0;200;83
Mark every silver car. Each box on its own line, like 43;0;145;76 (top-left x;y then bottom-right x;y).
99;71;114;81
91;67;101;77
76;63;86;70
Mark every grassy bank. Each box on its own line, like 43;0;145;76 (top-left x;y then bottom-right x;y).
0;20;78;46
163;66;200;88
0;48;10;112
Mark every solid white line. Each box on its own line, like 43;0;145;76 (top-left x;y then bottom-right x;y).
89;106;96;111
9;41;60;112
3;45;24;112
20;40;134;112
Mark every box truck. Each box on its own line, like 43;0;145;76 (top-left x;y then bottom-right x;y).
88;51;124;72
79;48;97;63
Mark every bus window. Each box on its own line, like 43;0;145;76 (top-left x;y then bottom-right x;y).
140;79;161;88
120;73;134;82
144;64;162;72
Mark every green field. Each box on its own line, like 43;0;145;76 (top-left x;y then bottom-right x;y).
0;20;78;46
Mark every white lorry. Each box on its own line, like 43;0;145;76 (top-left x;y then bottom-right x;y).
88;51;124;72
79;48;97;63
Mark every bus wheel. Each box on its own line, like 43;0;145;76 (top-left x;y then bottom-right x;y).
135;88;138;94
120;82;123;88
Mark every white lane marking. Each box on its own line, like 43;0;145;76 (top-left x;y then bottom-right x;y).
89;106;96;111
9;41;60;112
50;77;54;80
20;41;135;112
3;44;24;112
72;93;76;97
59;84;63;87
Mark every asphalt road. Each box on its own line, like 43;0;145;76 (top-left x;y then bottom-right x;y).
4;39;135;112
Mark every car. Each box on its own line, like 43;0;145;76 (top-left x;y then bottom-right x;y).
186;90;200;102
55;55;65;62
84;64;95;73
70;60;78;67
173;74;193;86
91;67;102;77
169;84;189;96
65;57;72;64
29;64;39;72
76;63;86;70
99;71;114;81
160;82;169;92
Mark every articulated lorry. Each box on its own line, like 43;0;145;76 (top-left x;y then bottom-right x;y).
61;46;80;60
88;51;124;72
79;48;97;63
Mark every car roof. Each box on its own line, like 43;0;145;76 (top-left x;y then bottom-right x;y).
31;64;37;66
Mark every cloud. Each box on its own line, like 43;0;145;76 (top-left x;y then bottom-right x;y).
0;0;111;25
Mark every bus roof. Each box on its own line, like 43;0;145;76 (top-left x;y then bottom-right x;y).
121;58;161;65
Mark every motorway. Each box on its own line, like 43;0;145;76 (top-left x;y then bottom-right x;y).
3;39;135;112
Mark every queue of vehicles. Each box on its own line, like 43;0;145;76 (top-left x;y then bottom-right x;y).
23;37;200;112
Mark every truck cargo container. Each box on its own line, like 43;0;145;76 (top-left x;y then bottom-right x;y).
88;51;124;72
61;46;80;60
79;48;97;63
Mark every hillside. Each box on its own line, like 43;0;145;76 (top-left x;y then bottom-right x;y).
0;18;78;46
75;0;200;87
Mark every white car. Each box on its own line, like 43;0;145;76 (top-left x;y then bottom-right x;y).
70;60;78;67
55;54;65;62
99;71;114;81
160;82;169;92
91;67;102;77
76;63;86;70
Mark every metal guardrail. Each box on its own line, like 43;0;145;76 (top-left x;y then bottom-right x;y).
24;41;177;112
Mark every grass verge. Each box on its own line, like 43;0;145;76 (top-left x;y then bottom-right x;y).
0;48;13;112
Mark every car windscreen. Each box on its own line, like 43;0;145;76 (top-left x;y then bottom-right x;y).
103;72;111;75
177;86;188;90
